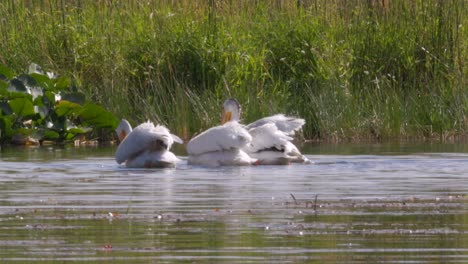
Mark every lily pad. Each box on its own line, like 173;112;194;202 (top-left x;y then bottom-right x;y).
0;64;119;144
43;91;56;106
43;129;60;140
9;97;35;117
30;73;52;90
69;127;93;134
55;100;82;117
78;103;118;129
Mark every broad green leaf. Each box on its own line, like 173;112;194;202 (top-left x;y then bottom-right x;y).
0;64;119;143
69;127;93;134
30;73;52;89
78;103;118;129
7;91;32;101
0;65;14;80
9;97;35;117
65;132;76;140
55;100;82;117
43;91;55;106
43;130;60;140
33;95;45;106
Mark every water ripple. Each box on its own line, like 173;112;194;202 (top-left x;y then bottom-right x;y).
0;145;466;262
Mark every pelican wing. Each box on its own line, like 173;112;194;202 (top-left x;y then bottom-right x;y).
171;134;184;144
246;114;305;135
244;123;292;153
244;123;309;164
187;121;252;155
115;121;180;164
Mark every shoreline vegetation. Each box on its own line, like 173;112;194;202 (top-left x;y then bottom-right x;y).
0;0;466;143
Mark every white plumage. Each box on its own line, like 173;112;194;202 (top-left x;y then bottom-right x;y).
186;98;310;166
244;123;307;165
187;121;257;166
223;99;310;165
244;123;293;153
245;114;305;135
115;119;183;168
187;148;255;167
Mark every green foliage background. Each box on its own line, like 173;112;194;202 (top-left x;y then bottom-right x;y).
0;0;466;141
0;64;118;144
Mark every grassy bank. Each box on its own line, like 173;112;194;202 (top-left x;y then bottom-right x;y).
0;0;466;142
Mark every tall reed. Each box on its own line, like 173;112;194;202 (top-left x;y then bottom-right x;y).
0;0;466;141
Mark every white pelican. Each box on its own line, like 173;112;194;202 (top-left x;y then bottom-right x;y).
222;98;310;165
186;121;258;167
115;119;183;168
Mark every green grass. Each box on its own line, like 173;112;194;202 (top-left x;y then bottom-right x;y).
0;0;466;141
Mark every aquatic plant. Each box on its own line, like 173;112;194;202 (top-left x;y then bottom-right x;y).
0;64;118;145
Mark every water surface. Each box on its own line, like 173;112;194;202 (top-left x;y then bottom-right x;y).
0;143;467;263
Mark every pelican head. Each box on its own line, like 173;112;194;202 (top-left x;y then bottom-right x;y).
115;119;132;142
222;98;241;124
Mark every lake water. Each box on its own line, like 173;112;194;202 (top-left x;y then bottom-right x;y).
0;143;467;263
